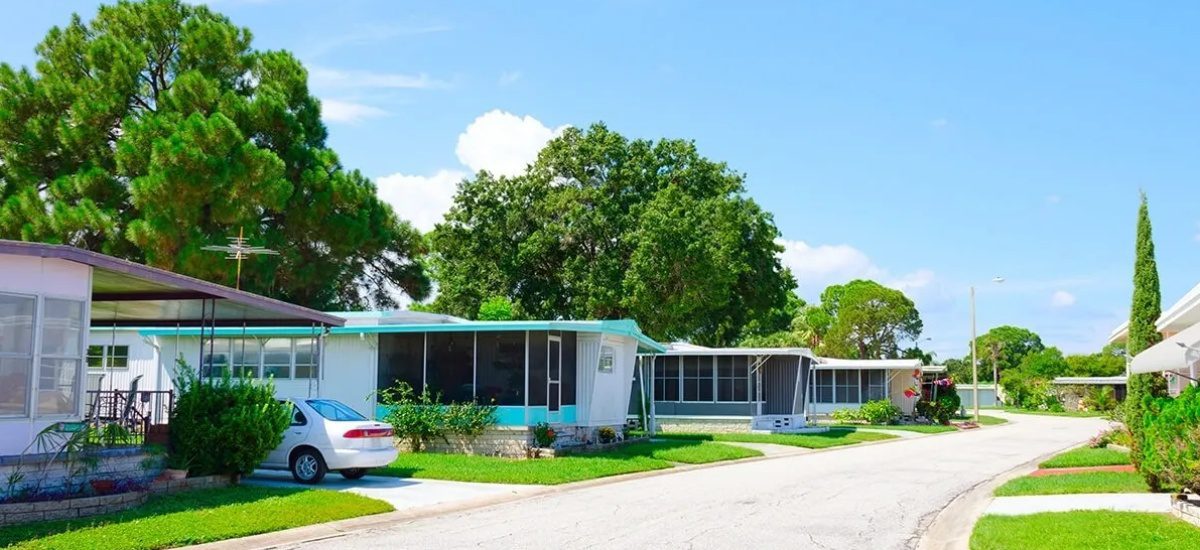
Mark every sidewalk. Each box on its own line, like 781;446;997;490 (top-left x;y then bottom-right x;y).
243;470;539;511
985;493;1173;516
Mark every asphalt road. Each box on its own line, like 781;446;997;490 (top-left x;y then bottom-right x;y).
288;412;1107;550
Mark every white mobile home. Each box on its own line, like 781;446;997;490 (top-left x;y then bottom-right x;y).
0;240;341;458
634;346;942;431
121;313;665;445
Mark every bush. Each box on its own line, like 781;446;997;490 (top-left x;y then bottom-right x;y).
170;358;290;477
859;399;902;425
597;426;616;444
1139;386;1200;493
1082;386;1118;413
830;408;862;423
916;378;962;425
376;381;498;452
532;422;557;448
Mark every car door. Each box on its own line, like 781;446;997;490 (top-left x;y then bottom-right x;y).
264;402;312;467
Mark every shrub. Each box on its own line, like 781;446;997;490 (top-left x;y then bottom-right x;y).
1082;386;1118;413
532;422;557;448
915;399;952;424
1139;386;1200;493
859;399;902;425
445;401;499;438
598;426;617;444
376;381;498;452
1089;427;1126;448
170;358;290;477
830;408;862;423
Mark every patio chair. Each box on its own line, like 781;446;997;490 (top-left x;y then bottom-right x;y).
117;375;143;430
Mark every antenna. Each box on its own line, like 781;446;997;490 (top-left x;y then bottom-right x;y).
201;227;279;290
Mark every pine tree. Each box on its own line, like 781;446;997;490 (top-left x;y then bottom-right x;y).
0;0;429;309
1125;191;1168;488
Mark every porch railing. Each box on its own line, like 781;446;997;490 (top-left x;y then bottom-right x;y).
84;389;174;441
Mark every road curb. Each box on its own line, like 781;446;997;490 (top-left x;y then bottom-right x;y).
915;434;1093;550
191;424;1002;550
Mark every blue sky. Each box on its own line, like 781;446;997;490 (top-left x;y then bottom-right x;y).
4;1;1200;359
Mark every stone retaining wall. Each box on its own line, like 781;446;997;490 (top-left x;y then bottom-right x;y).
422;427;534;457
0;447;164;498
420;424;629;458
1171;495;1200;528
0;474;230;526
657;418;751;434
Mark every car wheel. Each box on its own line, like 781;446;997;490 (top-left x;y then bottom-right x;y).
340;468;367;480
291;449;327;484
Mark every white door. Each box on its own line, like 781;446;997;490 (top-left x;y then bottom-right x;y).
265;402;312;467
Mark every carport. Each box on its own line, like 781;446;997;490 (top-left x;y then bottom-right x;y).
0;240;343;457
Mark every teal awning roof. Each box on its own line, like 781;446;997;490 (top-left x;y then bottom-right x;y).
136;319;666;353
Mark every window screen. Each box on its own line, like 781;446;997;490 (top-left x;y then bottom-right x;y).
426;332;475;404
0;293;35;417
654;356;679;401
476;331;525;406
378;333;424;392
682;356;714;401
528;331;547;406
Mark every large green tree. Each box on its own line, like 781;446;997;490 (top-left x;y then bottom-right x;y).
1124;192;1167;486
816;279;923;359
971;325;1046;383
430;123;794;345
1065;343;1127;377
0;0;428;309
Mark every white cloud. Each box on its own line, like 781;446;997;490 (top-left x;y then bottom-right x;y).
776;239;882;294
929;118;949;128
775;238;933;298
498;71;522;86
375;169;466;232
454;110;568;177
375;110;565;231
888;269;936;293
1046;194;1062;205
1051;290;1077;308
320;99;388;123
308;66;450;91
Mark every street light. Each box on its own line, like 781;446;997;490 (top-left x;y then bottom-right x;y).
971;277;1005;422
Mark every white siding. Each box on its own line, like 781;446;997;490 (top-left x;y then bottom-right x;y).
149;333;379;418
0;255;91;456
86;330;163;394
578;334;637;427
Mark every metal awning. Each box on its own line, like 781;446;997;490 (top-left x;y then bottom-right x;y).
0;240;344;327
814;358;925;370
1130;322;1200;374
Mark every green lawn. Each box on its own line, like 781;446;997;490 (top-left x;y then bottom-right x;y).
1000;407;1108;418
975;415;1008;425
657;428;897;449
823;423;957;434
0;486;392;550
994;471;1150;496
971;511;1200;550
375;440;760;485
1040;447;1132;469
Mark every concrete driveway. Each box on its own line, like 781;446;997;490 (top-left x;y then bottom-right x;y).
285;413;1108;550
244;470;538;511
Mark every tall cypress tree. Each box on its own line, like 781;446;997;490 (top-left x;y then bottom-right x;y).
1125;191;1168;487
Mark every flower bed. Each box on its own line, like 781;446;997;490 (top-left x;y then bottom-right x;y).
0;475;230;527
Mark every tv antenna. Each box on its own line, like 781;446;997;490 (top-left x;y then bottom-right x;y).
201;228;279;290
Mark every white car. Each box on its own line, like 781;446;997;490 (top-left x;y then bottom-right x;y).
261;398;398;484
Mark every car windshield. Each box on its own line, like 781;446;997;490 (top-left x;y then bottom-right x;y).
305;399;367;422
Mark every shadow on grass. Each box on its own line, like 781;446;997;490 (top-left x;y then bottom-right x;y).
0;486;306;548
